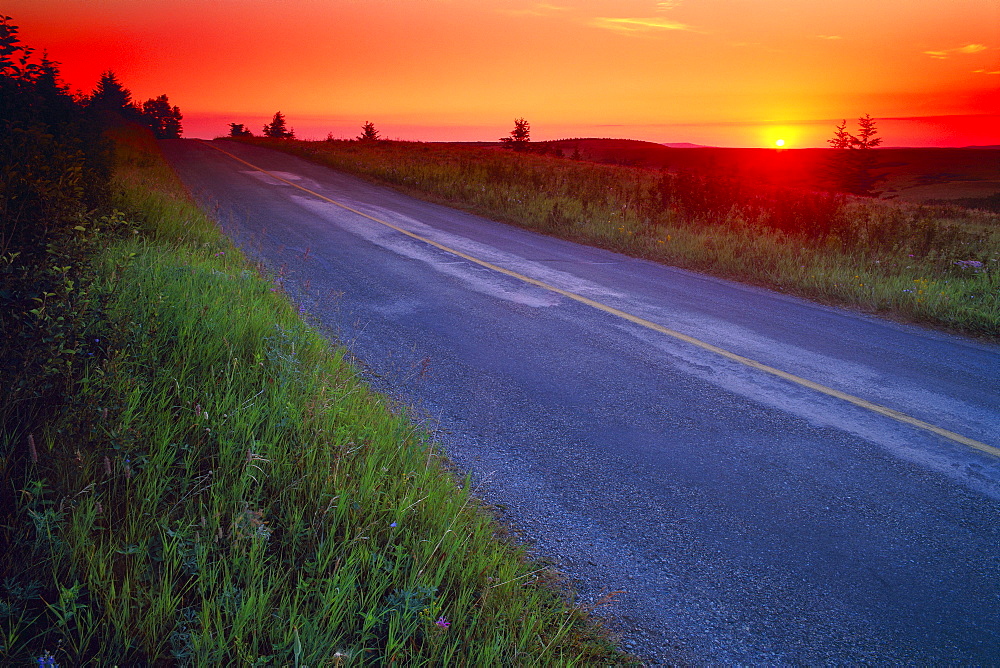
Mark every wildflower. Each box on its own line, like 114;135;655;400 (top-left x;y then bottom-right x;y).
37;653;58;667
389;522;397;528
435;616;450;628
955;260;983;270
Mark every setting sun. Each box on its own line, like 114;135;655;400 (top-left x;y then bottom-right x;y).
775;139;786;147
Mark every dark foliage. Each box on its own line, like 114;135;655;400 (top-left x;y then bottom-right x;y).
0;13;124;459
263;111;294;138
228;122;252;137
825;115;885;196
661;170;846;242
0;15;153;662
357;120;380;141
500;118;530;151
140;93;183;138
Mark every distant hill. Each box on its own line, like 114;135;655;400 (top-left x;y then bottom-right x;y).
540;138;676;167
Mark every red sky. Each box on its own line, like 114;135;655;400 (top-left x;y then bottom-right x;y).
8;0;1000;146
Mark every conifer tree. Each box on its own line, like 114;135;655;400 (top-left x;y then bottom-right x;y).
88;70;139;119
825;114;884;196
500;118;530;150
263;111;293;138
357;121;380;141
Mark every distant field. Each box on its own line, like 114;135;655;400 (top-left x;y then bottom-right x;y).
532;139;1000;209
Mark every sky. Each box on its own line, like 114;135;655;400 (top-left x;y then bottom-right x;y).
7;0;1000;147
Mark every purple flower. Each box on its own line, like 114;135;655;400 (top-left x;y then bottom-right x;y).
389;522;397;528
435;616;450;628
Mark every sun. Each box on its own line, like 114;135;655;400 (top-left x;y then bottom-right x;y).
775;138;786;147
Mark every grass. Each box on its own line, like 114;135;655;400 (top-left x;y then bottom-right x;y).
0;126;625;664
242;137;1000;339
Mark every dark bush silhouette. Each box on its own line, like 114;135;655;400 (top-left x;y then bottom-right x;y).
229;122;252;137
140;94;183;138
263;111;294;138
357;121;380;141
500;118;530;150
87;70;141;122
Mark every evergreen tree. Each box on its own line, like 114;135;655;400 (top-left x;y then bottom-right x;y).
357;121;380;141
263;111;293;138
825;115;884;196
88;70;139;120
140;94;183;139
229;122;252;137
827;119;852;150
499;117;530;150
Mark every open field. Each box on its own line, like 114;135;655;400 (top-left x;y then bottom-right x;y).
241;137;1000;339
0;125;625;664
532;139;1000;207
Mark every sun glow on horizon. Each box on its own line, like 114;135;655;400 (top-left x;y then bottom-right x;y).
775;139;786;147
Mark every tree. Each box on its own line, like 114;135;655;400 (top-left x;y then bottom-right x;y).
828;119;852;150
229;122;252;137
357;121;380;141
88;70;139;120
825;114;884;196
499;117;530;150
263;111;294;138
140;94;183;138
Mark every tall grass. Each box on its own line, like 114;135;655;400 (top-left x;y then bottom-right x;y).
247;138;1000;338
0;126;623;664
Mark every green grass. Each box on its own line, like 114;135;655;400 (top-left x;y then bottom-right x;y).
0;127;625;664
243;137;1000;338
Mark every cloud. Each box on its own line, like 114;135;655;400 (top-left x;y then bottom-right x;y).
589;16;696;33
817;35;842;40
973;68;1000;74
923;43;988;59
499;3;570;17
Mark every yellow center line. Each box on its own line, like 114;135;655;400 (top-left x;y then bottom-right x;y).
203;140;1000;459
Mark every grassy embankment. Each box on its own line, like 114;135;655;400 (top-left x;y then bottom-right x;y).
246;138;1000;339
0;125;624;663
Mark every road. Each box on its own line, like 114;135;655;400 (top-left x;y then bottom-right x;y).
161;139;1000;664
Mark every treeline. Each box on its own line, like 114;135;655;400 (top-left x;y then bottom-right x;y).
228;113;383;141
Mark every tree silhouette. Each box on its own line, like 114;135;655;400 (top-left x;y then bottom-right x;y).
88;70;140;120
500;118;530;150
140;94;183;139
263;111;294;138
229;122;252;137
357;121;380;141
826;114;884;196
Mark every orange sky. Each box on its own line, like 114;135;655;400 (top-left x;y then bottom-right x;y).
8;0;1000;146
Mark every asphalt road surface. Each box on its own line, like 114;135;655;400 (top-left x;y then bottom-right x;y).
162;139;1000;664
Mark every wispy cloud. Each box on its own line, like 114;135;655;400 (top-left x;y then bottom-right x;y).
816;35;842;40
589;16;696;33
499;3;570;18
924;43;988;59
972;68;1000;75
